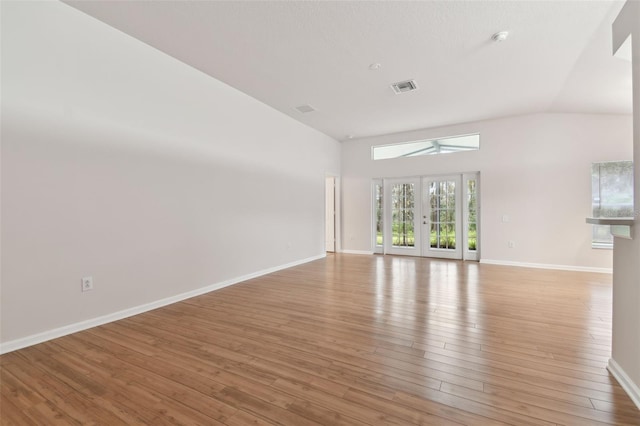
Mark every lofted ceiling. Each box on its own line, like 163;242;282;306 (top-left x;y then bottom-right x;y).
64;0;631;142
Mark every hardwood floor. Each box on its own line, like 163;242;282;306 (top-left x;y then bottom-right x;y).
1;254;639;425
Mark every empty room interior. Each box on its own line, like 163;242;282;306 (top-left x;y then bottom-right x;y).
2;0;640;425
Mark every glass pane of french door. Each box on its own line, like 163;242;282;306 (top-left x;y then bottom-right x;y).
372;179;383;254
383;178;421;256
463;173;480;260
429;180;456;249
422;176;462;259
392;183;415;247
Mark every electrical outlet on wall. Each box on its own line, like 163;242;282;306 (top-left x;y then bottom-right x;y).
508;241;515;249
81;276;94;292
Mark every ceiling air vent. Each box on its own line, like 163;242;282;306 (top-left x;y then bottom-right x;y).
391;79;418;94
295;104;316;113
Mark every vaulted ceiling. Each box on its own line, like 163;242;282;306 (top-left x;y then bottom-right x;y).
65;1;631;141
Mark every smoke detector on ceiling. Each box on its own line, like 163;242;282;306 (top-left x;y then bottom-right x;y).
295;104;316;113
391;80;419;94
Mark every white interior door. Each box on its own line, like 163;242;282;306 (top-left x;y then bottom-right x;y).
384;177;421;256
421;175;463;259
325;177;335;252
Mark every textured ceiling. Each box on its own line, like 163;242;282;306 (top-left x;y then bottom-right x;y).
65;0;631;141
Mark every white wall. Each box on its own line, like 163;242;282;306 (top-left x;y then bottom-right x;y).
610;0;640;408
0;1;340;345
341;113;632;270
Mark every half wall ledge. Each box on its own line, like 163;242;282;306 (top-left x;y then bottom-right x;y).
586;217;634;239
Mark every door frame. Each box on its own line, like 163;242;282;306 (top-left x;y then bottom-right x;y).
325;176;336;252
421;174;463;260
325;174;341;253
373;172;480;260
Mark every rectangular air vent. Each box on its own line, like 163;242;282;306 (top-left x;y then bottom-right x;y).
391;79;418;94
295;104;316;113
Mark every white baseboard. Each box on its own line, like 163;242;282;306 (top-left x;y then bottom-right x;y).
479;259;612;274
608;358;640;410
340;249;374;255
0;254;326;355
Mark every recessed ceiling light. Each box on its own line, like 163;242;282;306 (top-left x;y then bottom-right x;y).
369;63;381;70
492;31;509;42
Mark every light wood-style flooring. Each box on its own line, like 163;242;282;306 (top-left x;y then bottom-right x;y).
1;254;639;425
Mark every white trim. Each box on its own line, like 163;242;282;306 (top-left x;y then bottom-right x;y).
608;358;640;410
0;254;326;355
479;259;612;274
340;249;374;255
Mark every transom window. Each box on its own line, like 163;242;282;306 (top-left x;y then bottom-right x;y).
372;134;479;160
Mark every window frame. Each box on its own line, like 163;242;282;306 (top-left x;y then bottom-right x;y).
591;160;634;249
371;133;480;161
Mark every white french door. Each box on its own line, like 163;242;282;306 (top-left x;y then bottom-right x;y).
421;175;463;259
383;178;421;256
376;173;480;260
